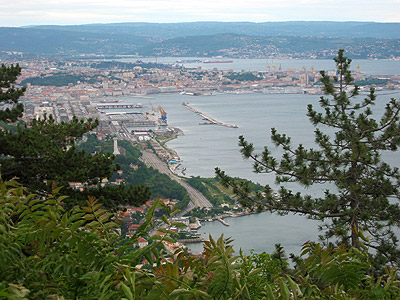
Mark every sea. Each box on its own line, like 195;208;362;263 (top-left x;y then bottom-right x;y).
120;57;400;76
116;58;400;256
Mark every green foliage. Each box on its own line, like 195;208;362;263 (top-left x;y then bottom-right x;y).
0;64;25;122
21;73;106;87
354;77;389;86
77;137;190;209
1;177;400;299
0;178;178;299
186;176;262;207
216;49;400;269
185;177;224;206
225;72;263;82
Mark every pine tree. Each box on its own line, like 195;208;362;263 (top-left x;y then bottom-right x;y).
216;50;400;267
0;63;150;209
0;64;25;122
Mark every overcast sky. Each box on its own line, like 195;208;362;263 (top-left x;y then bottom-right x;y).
1;0;399;27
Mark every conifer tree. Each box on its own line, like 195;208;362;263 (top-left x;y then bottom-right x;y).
0;63;150;208
216;50;400;267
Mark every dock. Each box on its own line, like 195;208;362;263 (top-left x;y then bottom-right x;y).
96;104;143;109
182;102;238;128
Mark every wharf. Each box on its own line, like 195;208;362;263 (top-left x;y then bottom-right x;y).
182;102;238;128
96;104;143;109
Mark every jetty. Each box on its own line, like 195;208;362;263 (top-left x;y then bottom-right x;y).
216;217;230;226
182;102;238;128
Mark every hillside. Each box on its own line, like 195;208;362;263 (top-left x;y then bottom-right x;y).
1;22;399;58
30;21;400;39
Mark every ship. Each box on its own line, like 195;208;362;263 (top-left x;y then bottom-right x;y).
176;59;202;63
99;99;124;103
203;60;233;64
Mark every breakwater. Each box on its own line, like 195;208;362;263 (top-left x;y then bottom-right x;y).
182;102;238;128
216;217;230;226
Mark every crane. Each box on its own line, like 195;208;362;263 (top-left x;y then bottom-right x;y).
150;101;157;113
158;105;167;123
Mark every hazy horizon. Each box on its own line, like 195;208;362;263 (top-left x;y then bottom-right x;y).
2;0;399;27
5;20;400;29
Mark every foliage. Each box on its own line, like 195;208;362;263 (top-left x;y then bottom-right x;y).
78;137;190;209
1;178;399;299
185;177;225;206
20;73;106;87
216;49;400;269
225;72;262;82
186;176;262;207
0;64;25;122
0;178;178;299
354;77;389;86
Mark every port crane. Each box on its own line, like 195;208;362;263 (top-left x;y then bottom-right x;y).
158;105;167;123
149;101;157;113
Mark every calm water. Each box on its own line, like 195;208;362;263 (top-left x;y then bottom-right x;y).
121;57;400;75
120;89;400;256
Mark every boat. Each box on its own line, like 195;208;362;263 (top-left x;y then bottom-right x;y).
203;60;233;64
99;99;123;103
176;59;202;63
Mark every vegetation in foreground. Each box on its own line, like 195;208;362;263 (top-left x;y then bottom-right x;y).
1;178;399;299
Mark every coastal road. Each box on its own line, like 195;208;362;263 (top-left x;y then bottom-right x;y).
140;149;213;210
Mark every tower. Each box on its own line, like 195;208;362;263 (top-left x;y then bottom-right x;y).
113;137;120;155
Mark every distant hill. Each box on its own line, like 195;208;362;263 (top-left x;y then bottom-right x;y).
30;21;400;39
140;33;399;59
0;27;151;55
1;22;399;58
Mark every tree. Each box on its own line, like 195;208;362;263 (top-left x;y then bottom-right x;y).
0;63;150;209
0;64;25;122
216;50;400;268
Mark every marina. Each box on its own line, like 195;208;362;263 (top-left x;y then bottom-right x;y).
182;102;238;128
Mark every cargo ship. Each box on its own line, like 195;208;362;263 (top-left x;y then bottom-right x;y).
203;60;233;64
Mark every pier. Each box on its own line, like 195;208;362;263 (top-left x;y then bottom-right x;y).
177;238;205;243
182;102;238;128
216;217;230;226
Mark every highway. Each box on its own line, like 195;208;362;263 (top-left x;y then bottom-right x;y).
140;149;213;211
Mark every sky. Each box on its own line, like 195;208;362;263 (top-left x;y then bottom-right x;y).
1;0;399;27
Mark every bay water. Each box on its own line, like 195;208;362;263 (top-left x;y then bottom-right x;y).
122;57;400;75
121;89;400;256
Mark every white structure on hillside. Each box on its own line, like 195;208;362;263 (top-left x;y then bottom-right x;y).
113;137;120;155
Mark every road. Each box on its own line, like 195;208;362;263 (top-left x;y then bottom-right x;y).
140;149;213;212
